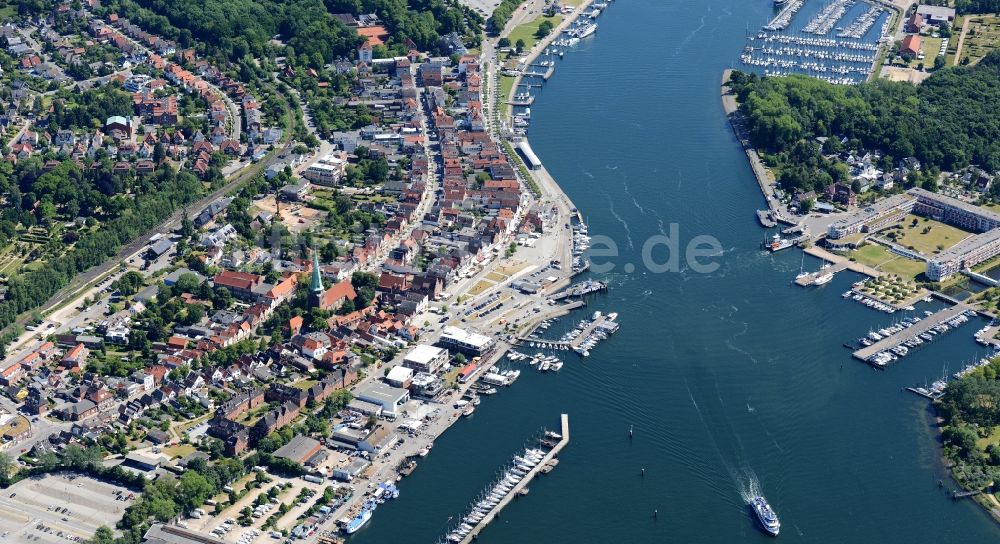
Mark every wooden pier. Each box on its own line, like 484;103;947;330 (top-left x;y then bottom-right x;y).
794;260;852;286
459;414;570;543
522;66;555;80
794;246;881;286
852;304;972;361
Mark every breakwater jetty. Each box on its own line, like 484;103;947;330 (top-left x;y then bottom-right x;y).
451;414;570;543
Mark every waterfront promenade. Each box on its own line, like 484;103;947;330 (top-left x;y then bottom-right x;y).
505;0;597;121
459;414;570;543
720;70;792;223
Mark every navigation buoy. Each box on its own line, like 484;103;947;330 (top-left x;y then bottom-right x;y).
653;509;658;519
641;468;645;478
629;425;634;440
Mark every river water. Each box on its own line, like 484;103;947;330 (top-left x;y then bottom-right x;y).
350;0;1000;542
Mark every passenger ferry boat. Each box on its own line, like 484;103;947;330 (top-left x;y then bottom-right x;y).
342;499;377;534
575;23;598;39
751;495;780;536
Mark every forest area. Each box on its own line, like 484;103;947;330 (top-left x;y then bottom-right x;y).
938;357;1000;493
728;50;1000;194
93;0;480;69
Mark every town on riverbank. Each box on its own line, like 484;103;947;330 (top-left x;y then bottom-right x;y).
0;0;615;542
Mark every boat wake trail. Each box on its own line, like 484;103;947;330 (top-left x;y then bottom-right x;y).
676;7;709;55
619;172;647;216
736;467;762;504
604;195;634;249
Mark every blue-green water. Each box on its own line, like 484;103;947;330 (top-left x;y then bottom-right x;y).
351;0;1000;542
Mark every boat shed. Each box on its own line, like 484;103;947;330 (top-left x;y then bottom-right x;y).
516;141;542;170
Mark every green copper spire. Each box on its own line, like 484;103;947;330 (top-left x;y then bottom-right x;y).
310;249;323;294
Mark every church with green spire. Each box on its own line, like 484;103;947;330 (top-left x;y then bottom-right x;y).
309;249;324;306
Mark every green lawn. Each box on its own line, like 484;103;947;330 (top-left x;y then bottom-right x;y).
849;244;927;280
161;444;196;459
500;75;515;103
508;14;564;52
292;379;318;390
909;37;944;69
883;214;972;256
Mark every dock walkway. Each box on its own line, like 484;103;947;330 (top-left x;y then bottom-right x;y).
460;414;570;543
797;246;882;282
569;315;615;350
853;304;971;361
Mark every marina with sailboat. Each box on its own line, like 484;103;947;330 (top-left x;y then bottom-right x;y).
440;415;570;544
741;0;894;84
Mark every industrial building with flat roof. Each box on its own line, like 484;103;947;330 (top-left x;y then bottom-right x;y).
272;434;323;464
354;381;410;415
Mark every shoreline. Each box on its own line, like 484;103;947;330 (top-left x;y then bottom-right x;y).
505;0;598;124
719;70;788;224
722;66;1000;531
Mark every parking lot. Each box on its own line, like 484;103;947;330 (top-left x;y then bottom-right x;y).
185;472;332;543
0;474;134;543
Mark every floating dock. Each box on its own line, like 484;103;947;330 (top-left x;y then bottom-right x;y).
853;304;971;361
459;414;570;543
549;280;607;301
756;209;778;228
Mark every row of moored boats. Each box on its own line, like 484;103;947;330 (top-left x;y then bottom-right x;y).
444;447;552;542
861;311;974;367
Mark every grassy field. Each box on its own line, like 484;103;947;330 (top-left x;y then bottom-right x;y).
508;14;564;51
909;36;944;69
849;244;927;280
883;214;972;256
499;75;515;103
292;379;318;390
468;280;495;296
161;444;196;459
